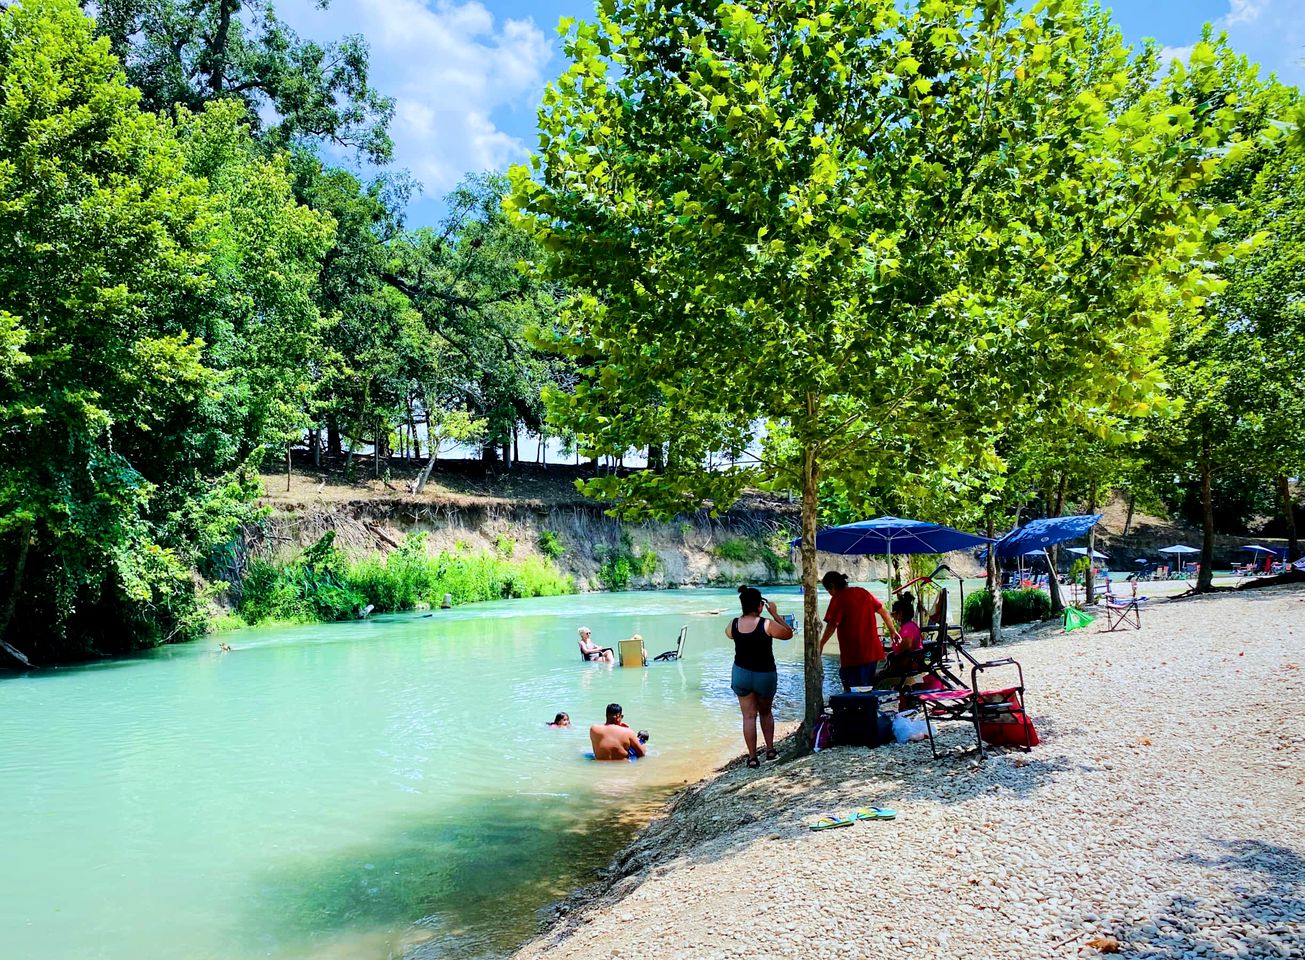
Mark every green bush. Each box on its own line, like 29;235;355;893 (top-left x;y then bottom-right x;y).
713;537;757;563
239;532;574;624
595;538;659;590
598;554;634;591
962;588;1053;630
537;529;565;560
238;533;367;624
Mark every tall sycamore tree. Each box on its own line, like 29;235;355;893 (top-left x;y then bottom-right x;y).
511;0;1249;735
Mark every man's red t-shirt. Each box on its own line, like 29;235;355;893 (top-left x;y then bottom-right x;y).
824;586;885;667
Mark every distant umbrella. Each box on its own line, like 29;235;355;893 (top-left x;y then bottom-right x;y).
1066;547;1110;560
1157;544;1200;555
1242;544;1285;557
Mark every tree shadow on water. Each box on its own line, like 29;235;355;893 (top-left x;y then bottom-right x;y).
1108;839;1303;958
238;789;671;960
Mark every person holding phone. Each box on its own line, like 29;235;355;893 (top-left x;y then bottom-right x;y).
725;586;794;768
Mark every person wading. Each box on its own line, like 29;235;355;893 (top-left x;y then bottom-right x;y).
726;586;794;768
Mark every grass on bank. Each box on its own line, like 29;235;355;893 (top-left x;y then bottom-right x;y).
711;535;797;579
237;532;574;625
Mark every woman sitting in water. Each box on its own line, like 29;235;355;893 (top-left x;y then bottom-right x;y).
577;626;615;663
726;586;794;768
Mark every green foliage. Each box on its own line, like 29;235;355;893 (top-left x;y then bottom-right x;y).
89;0;395;162
963;589;1052;630
595;537;660;590
537;529;565;560
0;0;321;658
494;535;516;557
712;536;796;579
240;532;575;623
239;533;366;624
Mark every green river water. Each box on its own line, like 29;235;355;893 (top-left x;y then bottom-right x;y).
1;587;824;960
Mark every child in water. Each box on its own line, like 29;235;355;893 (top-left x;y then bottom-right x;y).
546;712;571;728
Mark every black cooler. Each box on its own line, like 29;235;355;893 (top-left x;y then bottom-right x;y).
829;691;894;748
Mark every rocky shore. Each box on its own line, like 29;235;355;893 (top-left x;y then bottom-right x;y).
514;586;1305;960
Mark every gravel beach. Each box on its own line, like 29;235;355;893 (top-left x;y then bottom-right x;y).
514;585;1305;960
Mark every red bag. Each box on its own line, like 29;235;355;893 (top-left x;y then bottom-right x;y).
978;691;1040;748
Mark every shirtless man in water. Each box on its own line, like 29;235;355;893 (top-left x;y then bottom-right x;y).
589;703;647;761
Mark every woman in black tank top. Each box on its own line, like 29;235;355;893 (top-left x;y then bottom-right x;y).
725;586;795;767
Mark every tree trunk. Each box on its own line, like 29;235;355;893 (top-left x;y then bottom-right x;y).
327;419;342;460
1047;558;1065;613
986;515;1002;647
1047;472;1068;614
374;418;382;479
0;521;34;667
1085;481;1098;603
286;443;292;493
1279;474;1299;561
1123;491;1136;537
414;450;439;495
311;428;321;468
208;0;234;95
647;443;665;474
1198;436;1215;592
513;429;520;467
799;440;823;746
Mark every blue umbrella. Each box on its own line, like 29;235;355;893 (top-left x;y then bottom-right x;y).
799;516;992;598
1242;544;1286;557
995;514;1103;560
805;516;993;558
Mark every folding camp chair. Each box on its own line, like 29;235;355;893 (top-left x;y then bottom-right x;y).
617;636;647;667
1104;598;1141;631
653;626;688;661
912;653;1034;760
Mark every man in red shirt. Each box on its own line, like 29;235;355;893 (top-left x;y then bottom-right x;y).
819;570;901;691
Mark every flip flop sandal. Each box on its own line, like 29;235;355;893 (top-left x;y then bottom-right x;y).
809;815;855;831
746;756;761;769
851;806;897;821
765;749;779;761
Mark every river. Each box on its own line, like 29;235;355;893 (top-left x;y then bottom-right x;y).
1;588;820;960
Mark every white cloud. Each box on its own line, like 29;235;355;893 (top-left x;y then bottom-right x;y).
1224;1;1266;26
1158;44;1195;69
276;0;552;194
1158;1;1303;87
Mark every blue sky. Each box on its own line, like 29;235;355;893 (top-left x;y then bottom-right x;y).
277;0;1305;227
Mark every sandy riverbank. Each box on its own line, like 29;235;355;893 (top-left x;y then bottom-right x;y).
513;585;1304;960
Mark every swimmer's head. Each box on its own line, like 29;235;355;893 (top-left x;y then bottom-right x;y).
552;712;570;727
578;626;592;640
606;703;623;723
637;731;649;744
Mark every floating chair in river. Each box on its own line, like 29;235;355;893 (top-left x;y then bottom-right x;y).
618;635;648;667
1063;607;1095;632
654;626;688;661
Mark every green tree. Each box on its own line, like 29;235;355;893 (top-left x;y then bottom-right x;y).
1145;40;1300;589
87;0;394;161
511;0;1251;734
0;0;334;662
387;174;569;468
